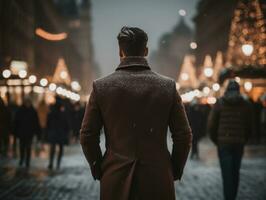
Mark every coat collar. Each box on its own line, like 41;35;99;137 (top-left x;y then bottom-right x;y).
116;56;150;71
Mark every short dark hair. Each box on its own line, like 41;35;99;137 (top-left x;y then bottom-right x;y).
117;26;148;56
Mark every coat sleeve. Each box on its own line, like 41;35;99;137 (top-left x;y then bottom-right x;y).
80;82;103;180
207;101;220;145
169;83;192;181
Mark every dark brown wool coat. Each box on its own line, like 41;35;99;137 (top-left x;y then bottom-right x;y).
80;57;192;200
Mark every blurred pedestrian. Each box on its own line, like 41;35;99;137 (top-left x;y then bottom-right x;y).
0;97;11;157
187;99;204;160
7;100;19;158
207;80;253;200
36;99;49;152
47;97;70;170
72;102;84;142
14;98;41;168
260;94;266;143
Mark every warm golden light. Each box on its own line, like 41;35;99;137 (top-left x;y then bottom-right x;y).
60;71;68;80
212;83;220;91
71;81;81;91
35;28;67;41
49;83;57;91
190;42;197;49
2;69;11;78
18;70;27;79
29;75;37;84
241;44;254;56
204;67;214;77
181;73;189;81
40;78;48;87
244;81;253;91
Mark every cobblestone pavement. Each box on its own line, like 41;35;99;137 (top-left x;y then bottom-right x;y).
0;137;265;200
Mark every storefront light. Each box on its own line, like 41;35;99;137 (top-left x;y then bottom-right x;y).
71;81;81;91
49;83;57;91
203;86;211;95
60;71;68;79
212;83;220;91
181;73;189;81
2;69;11;78
18;70;27;79
29;75;37;84
40;78;48;87
242;44;253;56
204;67;213;77
244;81;253;92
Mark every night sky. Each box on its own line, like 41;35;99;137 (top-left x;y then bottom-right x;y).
90;0;199;75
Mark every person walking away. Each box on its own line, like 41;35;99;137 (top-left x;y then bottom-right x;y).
187;99;204;160
80;26;192;200
36;99;49;153
208;80;253;200
0;97;11;157
47;97;70;170
260;94;266;143
14;98;41;168
72;102;84;142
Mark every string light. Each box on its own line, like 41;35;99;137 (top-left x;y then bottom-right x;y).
35;28;67;41
2;69;11;78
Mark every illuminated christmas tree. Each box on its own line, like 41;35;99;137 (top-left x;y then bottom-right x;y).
213;51;224;82
52;58;72;85
227;0;266;67
199;54;214;84
177;55;198;89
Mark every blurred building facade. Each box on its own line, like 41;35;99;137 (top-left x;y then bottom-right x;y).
193;0;238;66
0;0;98;95
0;0;35;70
193;0;266;66
150;16;193;79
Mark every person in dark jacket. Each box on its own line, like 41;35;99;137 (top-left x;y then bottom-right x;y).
80;26;192;200
72;102;84;142
0;97;11;157
47;96;70;170
187;99;205;160
14;98;41;168
208;80;253;200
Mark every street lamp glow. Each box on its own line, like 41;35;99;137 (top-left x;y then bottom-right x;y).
176;83;180;90
242;44;254;56
178;9;186;16
212;83;220;91
244;81;253;92
49;83;57;91
71;81;81;91
190;42;197;49
235;76;241;83
60;71;68;79
40;78;48;87
29;75;37;84
204;67;214;77
181;73;189;81
203;86;210;95
207;97;217;104
2;69;11;78
56;87;63;95
18;69;27;79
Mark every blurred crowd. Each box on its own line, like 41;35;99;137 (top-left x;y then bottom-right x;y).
0;85;266;171
0;96;85;170
185;90;266;161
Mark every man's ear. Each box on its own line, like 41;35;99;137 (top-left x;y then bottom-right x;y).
119;48;126;58
144;47;148;57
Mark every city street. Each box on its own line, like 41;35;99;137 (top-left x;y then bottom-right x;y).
0;138;265;200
